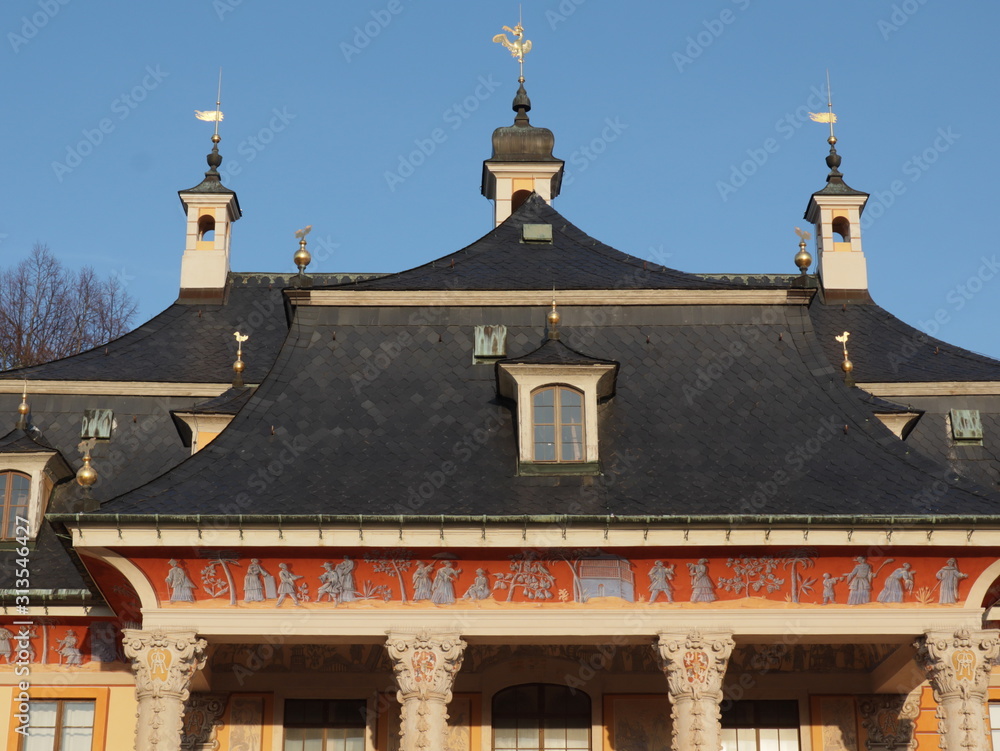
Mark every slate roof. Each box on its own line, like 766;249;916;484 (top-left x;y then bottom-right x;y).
179;385;255;415
0;273;377;385
94;301;1000;519
0;521;94;600
808;298;1000;383
316;195;770;292
499;337;617;366
0;426;57;453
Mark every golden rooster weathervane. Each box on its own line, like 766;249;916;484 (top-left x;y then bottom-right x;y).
493;9;532;82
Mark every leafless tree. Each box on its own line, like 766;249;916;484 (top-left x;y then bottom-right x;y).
0;244;138;370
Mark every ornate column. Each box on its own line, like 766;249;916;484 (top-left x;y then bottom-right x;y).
385;631;466;751
915;628;1000;751
656;630;735;751
857;693;919;751
122;629;208;751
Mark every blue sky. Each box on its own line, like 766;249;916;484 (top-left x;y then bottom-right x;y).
3;1;998;359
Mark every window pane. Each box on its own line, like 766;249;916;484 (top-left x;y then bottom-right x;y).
778;728;799;751
561;442;583;461
758;728;780;751
60;726;94;751
534;405;554;425
23;727;55;751
737;727;757;748
28;701;58;727
11;474;30;504
533;389;554;407
493;726;518;748
561;426;582;445
559;389;581;407
62;701;95;727
721;728;738;751
561;405;582;425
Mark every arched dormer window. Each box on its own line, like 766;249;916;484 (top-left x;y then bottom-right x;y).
1;471;30;539
531;386;584;462
492;683;590;751
832;215;850;242
197;213;216;243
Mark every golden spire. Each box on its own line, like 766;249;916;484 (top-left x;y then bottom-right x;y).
233;331;249;387
76;438;98;488
808;69;838;142
547;293;560;340
294;225;312;274
194;68;225;143
16;380;29;430
835;331;854;384
493;9;533;83
794;226;812;275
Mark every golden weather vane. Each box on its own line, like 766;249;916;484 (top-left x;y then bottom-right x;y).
194;68;225;139
808;70;838;141
493;9;532;82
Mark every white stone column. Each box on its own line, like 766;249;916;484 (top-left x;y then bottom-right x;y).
122;629;208;751
916;628;1000;751
385;631;466;751
656;630;735;751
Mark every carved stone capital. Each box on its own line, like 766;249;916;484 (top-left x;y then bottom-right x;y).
915;628;1000;751
385;631;466;751
123;629;208;751
656;630;734;751
656;630;735;702
385;631;466;703
857;693;919;751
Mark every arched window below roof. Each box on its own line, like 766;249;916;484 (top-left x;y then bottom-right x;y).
1;470;30;539
492;683;590;751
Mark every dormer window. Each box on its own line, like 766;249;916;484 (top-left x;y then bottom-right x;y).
532;386;584;462
496;336;617;476
1;471;30;539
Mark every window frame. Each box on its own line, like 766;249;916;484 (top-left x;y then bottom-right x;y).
1;471;31;540
496;363;615;475
491;683;591;751
282;698;366;751
530;385;585;463
10;687;108;751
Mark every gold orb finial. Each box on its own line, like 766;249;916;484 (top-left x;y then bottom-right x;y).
794;240;812;274
233;332;249;386
76;439;98;488
294;226;313;274
547;300;560;327
835;332;854;380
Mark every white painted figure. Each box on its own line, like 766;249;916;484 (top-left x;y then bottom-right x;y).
412;561;433;601
462;568;491;601
648;560;675;603
166;559;195;602
687;559;716;602
317;562;340;602
821;573;844;604
431;561;462;605
243;559;268;602
876;563;914;603
55;630;83;665
276;563;303;607
335;556;357;602
845;556;874;605
936;558;968;605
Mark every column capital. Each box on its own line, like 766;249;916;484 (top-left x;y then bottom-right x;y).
915;627;1000;751
385;631;466;703
916;627;1000;701
656;630;735;702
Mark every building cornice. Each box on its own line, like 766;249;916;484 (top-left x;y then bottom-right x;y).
286;288;814;308
0;381;250;397
859;382;1000;397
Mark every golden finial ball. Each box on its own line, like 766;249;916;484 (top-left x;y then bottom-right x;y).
841;358;853;373
18;400;29;416
547;307;560;327
76;460;98;488
233;358;245;374
794;246;813;273
212;133;221;144
294;244;312;271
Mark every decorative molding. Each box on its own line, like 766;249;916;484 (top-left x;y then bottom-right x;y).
289;288;813;308
0;380;243;397
123;629;208;751
180;692;227;751
857;692;919;751
859;382;1000;397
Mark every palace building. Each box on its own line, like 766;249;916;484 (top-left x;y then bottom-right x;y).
4;36;1000;751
